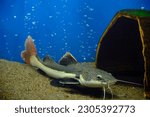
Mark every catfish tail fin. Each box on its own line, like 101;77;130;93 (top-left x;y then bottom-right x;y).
21;35;37;64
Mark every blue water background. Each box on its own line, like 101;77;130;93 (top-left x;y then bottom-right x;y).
0;0;150;62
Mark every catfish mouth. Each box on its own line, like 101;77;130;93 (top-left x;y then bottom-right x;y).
97;80;116;86
96;74;117;85
108;80;117;85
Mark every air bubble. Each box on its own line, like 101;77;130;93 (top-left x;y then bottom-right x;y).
4;35;7;38
14;34;18;37
13;16;17;19
49;16;53;19
86;24;90;27
27;13;31;15
32;21;36;25
141;6;144;10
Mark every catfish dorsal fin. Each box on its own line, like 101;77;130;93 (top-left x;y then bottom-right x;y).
43;55;55;63
59;52;77;66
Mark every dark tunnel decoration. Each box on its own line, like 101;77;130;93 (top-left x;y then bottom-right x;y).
96;10;150;98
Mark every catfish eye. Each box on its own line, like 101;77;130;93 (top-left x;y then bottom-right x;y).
97;75;103;80
97;75;107;83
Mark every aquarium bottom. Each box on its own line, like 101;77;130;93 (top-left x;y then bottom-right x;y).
0;59;144;100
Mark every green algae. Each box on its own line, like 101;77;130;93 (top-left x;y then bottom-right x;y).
120;9;150;17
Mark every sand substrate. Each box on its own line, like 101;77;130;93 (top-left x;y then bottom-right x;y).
0;59;144;100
